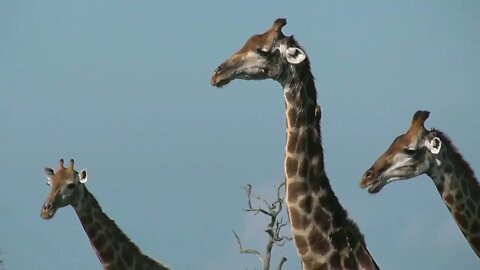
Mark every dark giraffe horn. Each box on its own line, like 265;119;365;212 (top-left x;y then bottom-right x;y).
272;18;287;32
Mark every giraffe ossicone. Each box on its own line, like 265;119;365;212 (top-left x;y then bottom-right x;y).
41;159;170;270
212;18;379;270
360;110;480;258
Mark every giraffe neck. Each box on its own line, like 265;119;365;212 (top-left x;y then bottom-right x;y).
427;132;480;257
72;186;169;270
282;68;378;270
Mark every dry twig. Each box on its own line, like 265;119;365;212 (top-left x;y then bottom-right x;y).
233;183;292;270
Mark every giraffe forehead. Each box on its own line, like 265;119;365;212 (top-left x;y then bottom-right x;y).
239;23;286;52
388;133;419;152
239;34;272;52
386;136;407;153
52;168;76;183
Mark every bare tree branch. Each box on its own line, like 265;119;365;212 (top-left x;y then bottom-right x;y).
276;257;287;270
233;230;264;264
234;183;292;270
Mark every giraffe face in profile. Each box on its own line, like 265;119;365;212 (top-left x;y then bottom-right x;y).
360;111;443;193
211;18;307;87
41;159;88;219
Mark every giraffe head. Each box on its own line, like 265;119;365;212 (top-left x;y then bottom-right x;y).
41;159;88;219
211;18;308;87
360;110;444;193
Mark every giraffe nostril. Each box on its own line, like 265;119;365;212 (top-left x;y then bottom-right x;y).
364;170;373;179
214;64;225;74
44;203;52;210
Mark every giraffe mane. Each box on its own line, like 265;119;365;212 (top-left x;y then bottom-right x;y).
82;188;167;268
86;191;144;254
431;129;479;186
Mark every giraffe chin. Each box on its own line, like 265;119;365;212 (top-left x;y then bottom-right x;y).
367;182;385;194
367;175;409;193
211;67;268;87
360;177;385;193
361;178;387;193
211;76;232;87
40;209;56;220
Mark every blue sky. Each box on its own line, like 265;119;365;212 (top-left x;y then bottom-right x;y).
1;1;479;269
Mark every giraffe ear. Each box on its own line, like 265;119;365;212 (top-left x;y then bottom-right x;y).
44;167;54;186
79;169;88;184
285;47;306;64
425;137;441;154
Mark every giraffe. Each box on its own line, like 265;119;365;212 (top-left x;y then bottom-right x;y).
211;18;379;270
360;110;480;258
40;159;170;270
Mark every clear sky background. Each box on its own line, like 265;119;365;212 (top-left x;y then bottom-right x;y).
1;1;479;269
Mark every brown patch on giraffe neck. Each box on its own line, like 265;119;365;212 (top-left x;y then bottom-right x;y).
290;207;310;230
329;253;341;269
285;157;299;179
121;246;134;267
299;195;313;214
329;230;348;251
342;254;359;269
294;234;309;255
287;181;308;203
314;207;331;232
470;220;480;234
454;211;469;231
286;131;299;153
444;194;454;206
471;238;480;255
308;229;330;255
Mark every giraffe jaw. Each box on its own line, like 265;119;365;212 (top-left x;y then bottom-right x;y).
211;66;268;87
367;180;386;194
359;177;384;193
362;176;404;194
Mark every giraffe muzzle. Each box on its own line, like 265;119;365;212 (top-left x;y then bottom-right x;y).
211;65;232;87
40;202;57;219
360;169;385;193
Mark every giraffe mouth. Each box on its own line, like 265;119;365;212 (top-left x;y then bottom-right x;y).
211;66;268;87
360;178;383;193
367;181;384;193
360;175;387;194
362;175;406;194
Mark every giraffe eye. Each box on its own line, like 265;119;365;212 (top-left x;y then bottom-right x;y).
66;183;76;189
403;148;417;156
256;48;269;57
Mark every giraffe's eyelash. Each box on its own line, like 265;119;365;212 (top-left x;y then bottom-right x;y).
256;48;269;56
66;183;76;189
403;148;418;155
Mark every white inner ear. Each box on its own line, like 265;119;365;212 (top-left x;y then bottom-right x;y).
44;167;54;186
425;137;442;154
286;47;306;64
79;169;88;184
